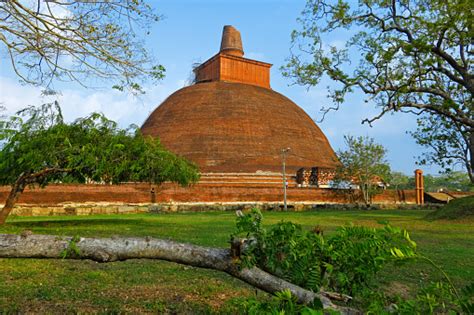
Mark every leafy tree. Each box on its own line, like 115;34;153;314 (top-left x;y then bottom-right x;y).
283;0;473;179
0;0;164;92
387;171;474;192
0;102;199;224
334;135;390;205
389;171;412;190
439;172;473;192
423;172;473;192
411;114;473;183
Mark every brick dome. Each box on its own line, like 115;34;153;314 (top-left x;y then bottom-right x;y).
141;81;338;173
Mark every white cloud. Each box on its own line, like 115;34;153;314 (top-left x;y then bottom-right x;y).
0;76;182;128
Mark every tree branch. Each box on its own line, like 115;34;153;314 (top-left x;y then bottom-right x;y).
0;168;72;224
0;234;359;314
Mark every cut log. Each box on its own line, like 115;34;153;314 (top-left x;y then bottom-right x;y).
0;233;359;314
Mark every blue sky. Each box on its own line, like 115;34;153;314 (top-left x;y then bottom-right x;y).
0;0;444;175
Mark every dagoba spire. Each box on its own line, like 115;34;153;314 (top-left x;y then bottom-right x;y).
220;25;244;57
194;25;271;88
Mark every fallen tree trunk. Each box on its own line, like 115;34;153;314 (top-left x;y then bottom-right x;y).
0;233;358;314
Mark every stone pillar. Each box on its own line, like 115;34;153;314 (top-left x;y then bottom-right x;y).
415;169;424;205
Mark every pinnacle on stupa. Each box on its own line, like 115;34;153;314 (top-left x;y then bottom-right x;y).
220;25;244;57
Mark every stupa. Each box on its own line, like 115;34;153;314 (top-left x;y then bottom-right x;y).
0;27;420;214
142;26;338;185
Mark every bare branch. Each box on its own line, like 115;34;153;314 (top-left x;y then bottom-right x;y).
0;0;163;91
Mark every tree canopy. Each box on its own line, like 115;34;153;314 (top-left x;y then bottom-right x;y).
389;170;473;192
410;114;473;183
284;0;472;180
334;135;390;205
0;0;164;92
0;102;199;224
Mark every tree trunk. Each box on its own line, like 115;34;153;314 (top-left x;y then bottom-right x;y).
0;234;359;314
0;168;70;225
468;131;474;184
0;176;27;225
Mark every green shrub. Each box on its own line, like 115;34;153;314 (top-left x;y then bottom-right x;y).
233;209;416;295
233;209;473;314
240;289;337;315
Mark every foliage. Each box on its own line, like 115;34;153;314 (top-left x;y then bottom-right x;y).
411;114;473;183
284;0;472;128
240;289;334;315
334;135;391;205
0;102;199;187
426;196;474;220
389;171;473;192
424;172;473;192
237;281;474;315
283;0;473;178
0;102;199;223
361;281;474;315
233;209;416;296
389;171;412;190
235;209;473;313
0;0;164;93
60;235;81;259
394;281;465;314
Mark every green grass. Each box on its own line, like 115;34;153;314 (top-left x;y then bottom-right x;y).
426;195;474;220
1;210;473;313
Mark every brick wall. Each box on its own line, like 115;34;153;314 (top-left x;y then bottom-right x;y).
0;183;417;206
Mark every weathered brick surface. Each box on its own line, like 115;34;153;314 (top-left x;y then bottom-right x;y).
0;183;416;206
141;81;339;174
195;53;271;88
142;26;338;178
0;183;151;204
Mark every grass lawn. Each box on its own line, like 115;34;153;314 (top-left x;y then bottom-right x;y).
0;209;473;313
